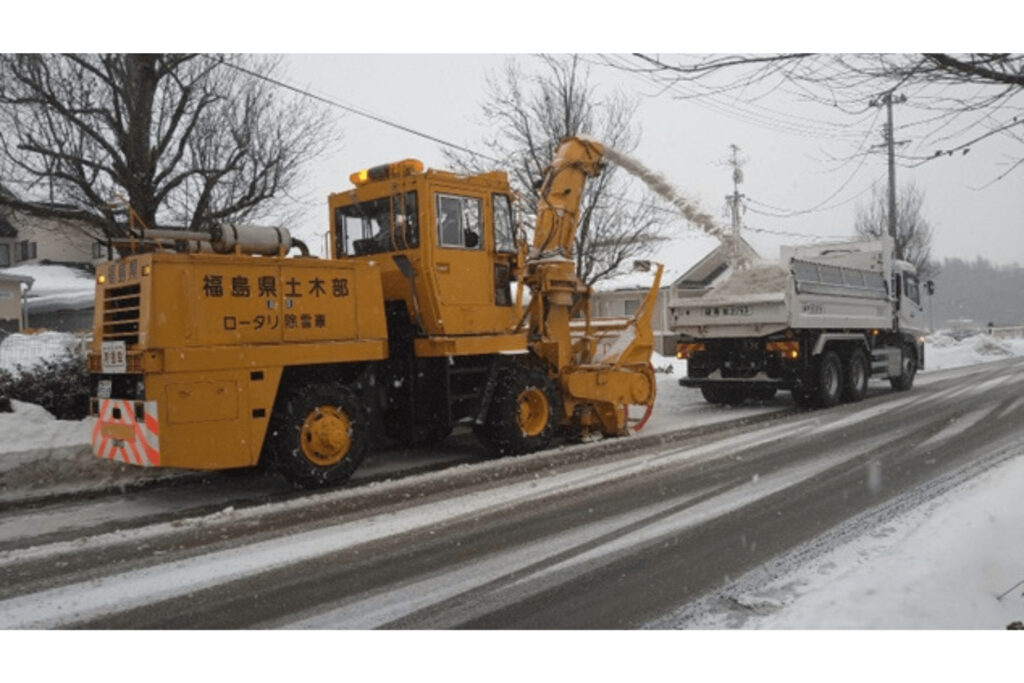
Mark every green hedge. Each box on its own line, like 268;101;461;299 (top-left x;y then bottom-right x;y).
0;352;91;419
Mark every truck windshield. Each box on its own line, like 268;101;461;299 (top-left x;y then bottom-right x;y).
334;191;418;257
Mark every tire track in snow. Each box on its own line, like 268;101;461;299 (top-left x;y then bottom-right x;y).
0;410;857;628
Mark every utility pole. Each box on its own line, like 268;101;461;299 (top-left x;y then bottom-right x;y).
726;144;745;239
724;144;746;266
870;91;908;246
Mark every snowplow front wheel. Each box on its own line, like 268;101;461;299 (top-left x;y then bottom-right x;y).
265;383;368;489
516;387;550;437
475;365;559;456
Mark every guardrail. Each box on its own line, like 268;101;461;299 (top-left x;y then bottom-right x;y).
989;326;1024;340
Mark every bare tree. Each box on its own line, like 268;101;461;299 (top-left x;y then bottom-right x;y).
855;181;937;279
446;54;667;287
0;54;334;243
621;54;1024;182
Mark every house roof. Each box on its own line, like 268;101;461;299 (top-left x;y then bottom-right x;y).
670;235;760;290
0;271;34;287
592;234;723;293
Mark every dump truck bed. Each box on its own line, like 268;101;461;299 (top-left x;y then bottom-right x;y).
670;245;894;338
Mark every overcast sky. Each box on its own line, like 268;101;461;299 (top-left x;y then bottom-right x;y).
282;53;1023;271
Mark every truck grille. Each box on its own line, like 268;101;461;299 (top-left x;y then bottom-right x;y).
102;284;141;345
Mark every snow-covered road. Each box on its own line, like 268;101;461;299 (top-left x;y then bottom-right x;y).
1;349;1022;628
1;333;1023;629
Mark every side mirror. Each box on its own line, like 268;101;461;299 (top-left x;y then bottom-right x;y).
633;260;652;273
926;280;935;296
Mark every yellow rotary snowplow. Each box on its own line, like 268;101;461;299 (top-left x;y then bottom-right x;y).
88;136;662;487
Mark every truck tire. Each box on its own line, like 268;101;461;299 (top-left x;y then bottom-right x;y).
890;344;917;391
474;364;558;456
265;383;369;489
815;351;843;408
842;348;870;403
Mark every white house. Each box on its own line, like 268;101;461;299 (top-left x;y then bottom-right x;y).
591;236;760;356
1;183;102;331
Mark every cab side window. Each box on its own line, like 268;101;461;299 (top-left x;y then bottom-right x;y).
493;194;516;253
904;273;920;305
436;194;483;250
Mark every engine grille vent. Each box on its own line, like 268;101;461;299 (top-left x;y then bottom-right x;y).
102;284;141;345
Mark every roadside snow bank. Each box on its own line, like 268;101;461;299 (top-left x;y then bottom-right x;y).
0;400;93;457
925;333;1024;371
734;452;1024;628
0;400;148;498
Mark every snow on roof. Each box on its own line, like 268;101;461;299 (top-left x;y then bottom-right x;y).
593;234;721;292
0;271;34;286
4;263;95;313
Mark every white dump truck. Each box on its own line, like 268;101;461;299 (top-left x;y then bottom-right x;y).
669;236;931;407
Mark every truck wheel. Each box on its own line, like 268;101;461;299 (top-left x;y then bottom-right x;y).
842;348;870;403
266;384;369;489
815;351;843;408
890;344;917;391
475;365;558;456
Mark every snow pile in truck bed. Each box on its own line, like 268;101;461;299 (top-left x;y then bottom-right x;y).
706;260;789;298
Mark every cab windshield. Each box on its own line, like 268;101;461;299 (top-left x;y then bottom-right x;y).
334;191;418;257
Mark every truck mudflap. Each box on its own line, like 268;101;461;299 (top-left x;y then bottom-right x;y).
91;399;161;466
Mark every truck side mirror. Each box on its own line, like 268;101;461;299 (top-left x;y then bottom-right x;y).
926;280;935;296
633;260;652;272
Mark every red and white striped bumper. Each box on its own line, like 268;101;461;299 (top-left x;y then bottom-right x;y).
91;399;161;467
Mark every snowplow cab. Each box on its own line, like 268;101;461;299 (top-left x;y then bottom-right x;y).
328;160;525;354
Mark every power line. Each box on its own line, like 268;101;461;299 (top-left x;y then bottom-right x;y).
602;54;874;142
746;174;883;219
209;55;502;165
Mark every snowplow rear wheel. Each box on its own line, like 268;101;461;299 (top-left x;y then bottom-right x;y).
265;383;369;489
474;365;559;456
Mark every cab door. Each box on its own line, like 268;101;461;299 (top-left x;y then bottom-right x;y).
431;190;493;334
897;270;926;335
